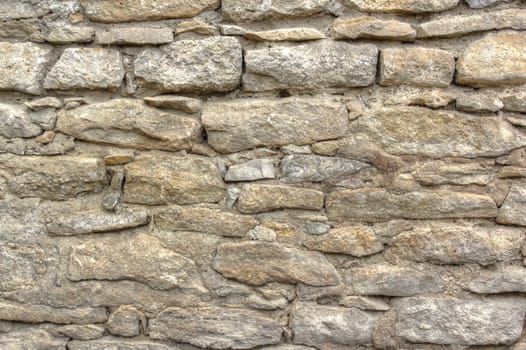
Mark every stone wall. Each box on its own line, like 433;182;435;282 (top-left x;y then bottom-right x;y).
1;0;526;349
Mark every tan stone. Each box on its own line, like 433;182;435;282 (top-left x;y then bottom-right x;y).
244;28;325;42
344;0;459;13
303;226;383;256
222;0;330;22
497;184;526;226
0;243;45;291
237;184;324;213
96;27;173;45
143;95;202;113
410;160;495;185
331;17;415;41
175;19;218;35
498;166;526;179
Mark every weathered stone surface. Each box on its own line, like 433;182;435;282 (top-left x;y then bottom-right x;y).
144;95;202;113
388;223;524;265
331;17;415;41
280;154;369;182
497;184;526;226
25;97;62;111
456;92;503;113
417;9;526;38
68;338;177;350
0;155;107;200
456;32;526;87
67;234;205;291
380;48;454;87
0;103;41;138
56;99;201;151
339;296;391;311
502;87;526;112
156;206;257;237
0;0;49;20
350;106;526;158
202;98;348;153
0;18;40;40
0;42;53;95
0;133;74;156
0;300;107;324
44;48;125;90
107;305;144;337
410;160;495;185
123;155;225;205
247;226;277;242
303;226;383;256
222;0;330;22
464;266;526;293
82;0;219;23
238;184;324;213
149;306;283;349
344;0;459;13
465;0;511;9
244;28;325;42
244;41;378;91
327;188;497;222
0;243;45;291
45;25;95;44
499;166;526;179
96;27;173;45
213;241;339;286
396;297;526;345
134;37;242;93
0;329;67;350
225;159;276;181
56;324;105;341
291;303;381;347
175;19;218;35
345;265;444;296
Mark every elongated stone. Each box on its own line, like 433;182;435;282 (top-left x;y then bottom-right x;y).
56;325;105;341
67;234;205;291
123;155;225;205
0;103;41;138
222;0;330;22
244;28;325;42
68;338;178;350
143;95;202;113
213;241;340;286
0;243;45;291
410;160;495;185
225;159;276;182
344;0;459;13
464;266;526;293
396;297;526;345
281;154;369;182
134;37;242;93
202;97;348;153
237;184;324;213
303;226;383;257
45;25;95;44
497;184;526;226
56;99;201;151
331;17;415;41
0;0;49;20
0;329;67;350
466;0;511;7
96;27;173;45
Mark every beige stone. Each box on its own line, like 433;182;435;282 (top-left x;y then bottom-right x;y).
175;19;218;35
244;28;325;42
237;184;324;213
96;27;173;45
344;0;459;13
0;243;45;291
303;226;384;256
331;17;415;41
143;95;202;113
222;0;330;22
497;184;526;226
410;160;495;185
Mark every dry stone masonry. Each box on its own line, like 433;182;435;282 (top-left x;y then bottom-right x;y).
0;0;525;349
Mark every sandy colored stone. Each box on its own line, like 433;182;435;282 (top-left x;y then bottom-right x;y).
456;92;503;113
303;226;383;256
25;97;62;111
222;0;330;22
244;28;325;41
331;17;415;41
339;296;391;311
466;0;511;7
96;27;173;45
497;184;526;226
410;160;495;185
0;0;49;20
56;325;105;341
464;266;526;293
45;25;95;44
0;243;45;291
344;0;459;13
0;329;67;350
68;338;178;350
143;95;202;113
237;184;324;213
107;305;144;337
175;19;218;35
498;166;526;179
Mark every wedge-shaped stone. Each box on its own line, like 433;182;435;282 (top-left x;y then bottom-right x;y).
96;27;173;45
149;306;282;349
396;297;526;345
0;329;67;350
303;226;383;257
344;0;459;13
457;32;526;87
388;223;524;265
291;303;381;347
0;300;107;324
238;184;324;213
417;9;526;38
0;243;45;291
0;42;53;95
46;208;148;235
222;0;330;22
244;41;377;91
56;99;201;151
134;37;242;93
213;241;339;286
497;184;526;226
465;266;526;293
82;0;219;23
345;265;445;296
202;98;348;153
244;28;325;42
331;17;415;41
0;155;107;200
380;48;454;87
67;234;205;291
156;206;258;237
0;103;41;138
327;189;497;222
410;160;495;185
281;154;369;182
123;155;225;205
68;338;177;350
350;106;526;158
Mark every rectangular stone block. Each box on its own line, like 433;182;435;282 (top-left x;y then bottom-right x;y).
344;0;459;13
96;27;173;45
222;0;329;22
238;184;324;213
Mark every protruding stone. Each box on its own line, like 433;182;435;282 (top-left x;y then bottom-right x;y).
0;243;45;291
225;159;276;182
107;305;144;337
303;226;383;256
305;221;330;235
497;184;526;226
0;1;49;20
96;27;173;45
213;241;340;286
464;266;526;293
502;87;526;112
331;17;415;41
222;0;330;22
280;154;369;182
144;95;202;113
244;28;325;42
344;0;459;13
56;325;105;341
238;184;324;213
0;103;41;138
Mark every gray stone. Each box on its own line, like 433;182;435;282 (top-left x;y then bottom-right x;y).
303;226;384;256
0;42;53;95
456;92;503;113
30;108;57;130
225;159;276;181
497;184;526;226
0;329;67;350
0;0;49;20
331;17;415;41
244;41;378;91
134;37;242;93
96;27;173;45
56;324;105;341
143;95;202;113
0;18;40;40
0;133;74;156
344;0;459;13
501;87;526;112
149;306;283;349
247;226;277;242
339;296;391;311
45;24;95;44
396;297;526;345
222;0;330;22
0;243;45;291
410;160;495;185
202;97;348;153
244;28;325;42
0;103;41;138
465;0;512;8
237;184;324;213
213;241;340;286
464;266;526;293
280;154;369;182
388;223;524;265
68;338;178;350
25;97;62;111
56;99;201;151
259;346;316;350
175;19;218;35
44;48;125;90
291;303;381;347
107;305;144;337
305;221;330;235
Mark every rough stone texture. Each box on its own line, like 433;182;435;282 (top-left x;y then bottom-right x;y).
464;266;526;293
45;25;95;44
0;103;42;138
497;184;526;226
56;324;105;341
237;184;324;213
0;243;45;291
281;154;369;182
68;338;178;350
465;0;512;8
332;17;416;41
410;160;495;185
225;159;276;182
149;306;283;349
303;226;383;256
0;329;67;350
244;28;325;42
222;0;330;22
396;297;526;345
143;95;202;113
344;0;459;13
134;37;242;93
107;305;144;337
96;27;173;45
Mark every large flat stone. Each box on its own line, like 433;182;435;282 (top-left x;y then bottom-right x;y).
149;306;282;349
331;17;416;41
303;226;383;257
0;329;67;350
222;0;329;22
327;188;497;222
56;99;201;151
497;184;526;226
123;155;225;205
68;338;177;350
244;41;377;91
0;42;53;95
202;97;348;153
281;154;369;182
237;184;324;213
213;241;340;286
464;266;526;293
409;160;495;185
396;297;526;345
0;243;45;291
344;0;459;13
134;37;242;93
0;103;41;138
0;0;49;20
456;32;526;87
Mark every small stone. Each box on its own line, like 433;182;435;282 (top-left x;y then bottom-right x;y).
56;324;105;341
144;95;202;113
304;226;383;256
102;192;120;211
226;186;240;208
247;226;277;242
501;87;526;112
175;19;217;35
44;48;125;90
244;28;325;42
465;0;512;8
68;338;179;350
410;160;495;185
29;108;56;130
305;221;330;235
225;159;276;182
456;92;503;113
496;148;526;167
0;133;74;156
497;184;526;226
45;24;95;43
104;153;134;165
35;130;56;144
280;154;369;182
339;296;391;311
238;184;324;213
385;87;455;109
0;18;40;40
246;294;288;310
281;145;312;154
0;103;41;138
331;17;415;41
464;266;526;293
107;305;145;337
344;0;459;13
0;0;49;20
220;24;247;36
0;243;45;291
25;97;62;111
498;166;526;179
96;27;173;45
222;0;330;22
